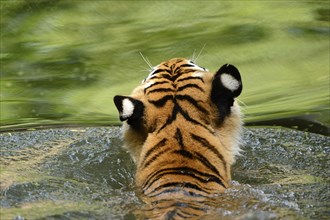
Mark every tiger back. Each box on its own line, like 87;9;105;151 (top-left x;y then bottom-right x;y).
114;58;243;219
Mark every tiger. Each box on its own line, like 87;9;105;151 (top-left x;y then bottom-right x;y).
113;58;243;219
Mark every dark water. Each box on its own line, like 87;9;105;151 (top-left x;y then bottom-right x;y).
0;127;329;219
1;1;329;134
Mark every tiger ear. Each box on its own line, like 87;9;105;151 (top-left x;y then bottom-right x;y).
113;95;145;128
211;64;242;122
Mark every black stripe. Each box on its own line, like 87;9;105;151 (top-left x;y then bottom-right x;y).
176;95;209;114
162;70;172;75
172;69;202;82
148;71;171;81
181;69;197;74
177;84;204;92
145;78;203;96
142;167;225;192
178;210;201;218
149;188;205;198
179;64;195;68
170;63;175;73
173;149;193;159
143;138;167;161
144;81;169;94
156;99;212;133
147;188;180;197
147;182;208;197
191;134;227;171
175;128;184;149
177;76;204;83
175;211;187;219
157;101;179;131
148;95;173;107
151;68;165;75
170;72;183;82
179;107;211;132
194;152;226;187
147;87;174;95
142;148;169;169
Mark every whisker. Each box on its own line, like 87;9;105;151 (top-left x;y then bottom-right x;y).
138;67;151;73
139;52;153;70
191;49;197;62
195;44;206;62
236;98;247;107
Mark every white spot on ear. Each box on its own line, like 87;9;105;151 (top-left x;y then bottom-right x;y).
122;98;134;119
220;73;240;92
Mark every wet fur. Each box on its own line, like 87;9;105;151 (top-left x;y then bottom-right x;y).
114;58;243;219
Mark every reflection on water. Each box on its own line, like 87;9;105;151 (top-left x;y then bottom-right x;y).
0;127;328;219
1;1;329;134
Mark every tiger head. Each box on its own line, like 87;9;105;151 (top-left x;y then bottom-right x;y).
114;59;242;166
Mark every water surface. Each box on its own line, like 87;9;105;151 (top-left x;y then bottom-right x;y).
0;127;328;219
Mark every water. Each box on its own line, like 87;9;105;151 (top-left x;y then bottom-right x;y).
1;1;329;134
0;127;329;219
0;1;329;219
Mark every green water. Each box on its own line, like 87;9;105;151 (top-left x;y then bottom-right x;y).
1;1;329;134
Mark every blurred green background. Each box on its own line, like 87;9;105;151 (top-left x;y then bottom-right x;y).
1;0;329;134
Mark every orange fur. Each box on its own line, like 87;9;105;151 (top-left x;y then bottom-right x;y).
114;58;243;219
